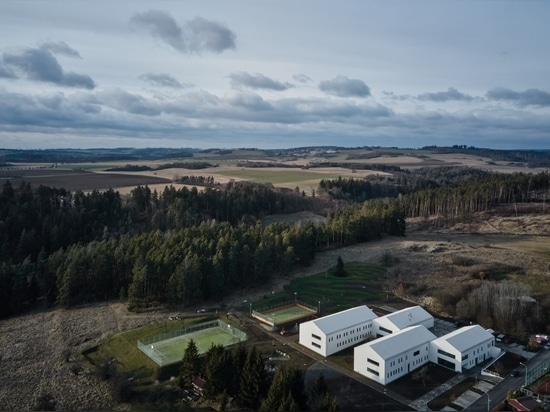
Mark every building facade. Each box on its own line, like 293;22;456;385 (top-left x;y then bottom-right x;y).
354;325;437;385
298;305;377;357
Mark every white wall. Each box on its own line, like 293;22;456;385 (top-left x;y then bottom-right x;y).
299;319;374;357
355;339;431;385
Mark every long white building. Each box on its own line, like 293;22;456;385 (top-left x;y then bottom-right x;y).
298;305;377;357
354;325;437;385
429;325;499;372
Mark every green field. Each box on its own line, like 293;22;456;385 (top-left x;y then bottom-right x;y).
139;323;245;367
247;261;387;316
254;303;316;326
220;168;350;184
137;319;246;367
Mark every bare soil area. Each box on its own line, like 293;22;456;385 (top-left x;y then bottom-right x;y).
1;213;549;410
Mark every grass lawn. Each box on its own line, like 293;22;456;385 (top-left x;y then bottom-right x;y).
143;325;245;367
82;317;209;382
247;261;387;315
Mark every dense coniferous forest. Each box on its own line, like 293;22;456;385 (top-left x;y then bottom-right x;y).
0;179;404;318
1;165;549;319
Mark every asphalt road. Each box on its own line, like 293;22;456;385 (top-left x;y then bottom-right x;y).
468;348;550;411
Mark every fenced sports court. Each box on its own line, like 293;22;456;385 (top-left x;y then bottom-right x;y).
252;301;317;327
137;319;246;367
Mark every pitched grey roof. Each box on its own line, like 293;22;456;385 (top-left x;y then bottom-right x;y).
367;325;436;359
375;305;433;330
312;305;377;334
433;325;494;352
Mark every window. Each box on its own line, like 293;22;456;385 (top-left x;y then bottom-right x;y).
437;349;456;359
367;368;379;376
367;358;380;366
463;354;469;360
379;326;393;334
312;342;321;348
413;350;420;356
312;333;321;340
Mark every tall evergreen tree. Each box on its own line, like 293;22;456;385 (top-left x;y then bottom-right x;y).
239;346;265;410
179;339;201;388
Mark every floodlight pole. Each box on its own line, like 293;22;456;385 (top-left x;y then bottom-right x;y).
486;392;490;412
249;302;252;316
294;292;297;302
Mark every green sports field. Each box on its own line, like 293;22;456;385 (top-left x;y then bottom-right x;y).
138;322;246;367
253;303;316;326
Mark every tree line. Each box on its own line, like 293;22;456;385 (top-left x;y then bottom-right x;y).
319;170;550;224
177;340;337;411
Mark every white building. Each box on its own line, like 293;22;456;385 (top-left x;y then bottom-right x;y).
373;305;434;337
429;325;499;372
354;325;437;385
298;305;377;357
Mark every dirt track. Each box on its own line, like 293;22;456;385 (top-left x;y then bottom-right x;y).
1;213;549;410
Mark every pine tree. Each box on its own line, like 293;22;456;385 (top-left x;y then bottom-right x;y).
239;346;265;409
179;339;201;388
202;345;230;400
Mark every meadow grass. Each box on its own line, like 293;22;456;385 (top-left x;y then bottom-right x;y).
218;168;350;184
83;318;207;382
249;262;387;315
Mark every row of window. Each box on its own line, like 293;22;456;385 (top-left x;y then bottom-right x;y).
336;334;366;347
387;367;403;378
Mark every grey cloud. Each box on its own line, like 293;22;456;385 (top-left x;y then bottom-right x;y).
487;87;550;107
418;87;473;102
224;91;272;111
40;41;81;58
229;72;293;91
139;72;187;88
131;10;236;54
319;75;370;97
0;64;17;78
2;88;550;150
2;47;95;89
293;74;312;83
98;89;161;116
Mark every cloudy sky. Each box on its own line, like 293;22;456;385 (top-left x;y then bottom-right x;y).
1;1;549;150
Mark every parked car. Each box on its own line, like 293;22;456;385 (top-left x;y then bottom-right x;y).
510;370;519;377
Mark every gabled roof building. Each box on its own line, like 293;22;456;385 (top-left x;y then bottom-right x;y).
429;324;498;372
298;305;377;357
372;305;434;337
354;325;436;385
